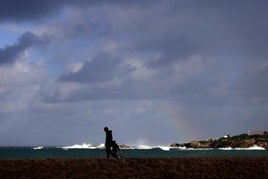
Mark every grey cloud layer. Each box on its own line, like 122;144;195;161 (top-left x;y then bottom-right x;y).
52;1;268;104
0;1;268;146
2;1;268;63
59;54;134;83
2;0;268;104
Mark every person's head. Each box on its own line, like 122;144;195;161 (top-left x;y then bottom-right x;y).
104;127;108;132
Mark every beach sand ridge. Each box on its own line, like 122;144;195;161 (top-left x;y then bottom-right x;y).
0;157;268;178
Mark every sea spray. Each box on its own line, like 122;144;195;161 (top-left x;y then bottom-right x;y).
61;143;105;150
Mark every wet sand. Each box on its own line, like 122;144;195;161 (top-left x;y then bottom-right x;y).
0;157;267;178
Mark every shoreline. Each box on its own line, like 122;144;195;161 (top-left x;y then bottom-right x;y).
1;157;268;178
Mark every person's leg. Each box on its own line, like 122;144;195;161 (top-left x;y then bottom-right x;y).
105;146;110;158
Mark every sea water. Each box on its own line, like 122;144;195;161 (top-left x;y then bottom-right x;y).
1;144;268;159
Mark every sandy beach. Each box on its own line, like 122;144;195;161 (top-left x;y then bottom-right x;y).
0;157;267;178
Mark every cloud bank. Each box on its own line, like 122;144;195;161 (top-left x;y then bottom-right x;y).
0;0;268;146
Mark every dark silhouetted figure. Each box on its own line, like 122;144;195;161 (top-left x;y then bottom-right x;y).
104;127;116;158
111;140;122;158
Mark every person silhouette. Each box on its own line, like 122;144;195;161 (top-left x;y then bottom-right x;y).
111;140;121;158
104;127;116;158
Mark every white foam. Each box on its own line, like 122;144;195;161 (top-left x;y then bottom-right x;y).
98;143;105;148
134;145;153;150
219;145;265;150
247;145;265;150
33;146;44;150
121;144;171;150
170;146;187;150
61;143;105;150
219;147;233;150
125;145;215;151
61;143;263;151
156;146;170;151
171;146;214;150
235;145;265;150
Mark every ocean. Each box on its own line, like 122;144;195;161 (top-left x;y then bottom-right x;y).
1;144;268;159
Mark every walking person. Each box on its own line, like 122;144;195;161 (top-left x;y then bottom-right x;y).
104;127;116;158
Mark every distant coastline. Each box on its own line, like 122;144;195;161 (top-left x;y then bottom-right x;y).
170;130;268;149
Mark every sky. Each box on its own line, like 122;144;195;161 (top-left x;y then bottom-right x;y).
0;0;268;146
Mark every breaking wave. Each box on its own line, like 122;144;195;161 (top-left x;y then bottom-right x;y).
171;147;214;150
61;143;105;150
33;146;44;150
58;143;265;151
60;143;171;151
219;145;265;150
125;145;170;151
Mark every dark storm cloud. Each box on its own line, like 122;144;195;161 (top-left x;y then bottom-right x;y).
57;57;211;102
59;54;134;83
132;0;268;67
0;0;62;21
0;31;49;65
0;0;155;22
3;0;266;64
49;0;267;69
53;0;268;103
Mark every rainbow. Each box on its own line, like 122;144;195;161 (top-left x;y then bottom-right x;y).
157;100;203;142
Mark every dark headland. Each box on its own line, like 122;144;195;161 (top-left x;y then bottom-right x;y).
170;130;268;149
